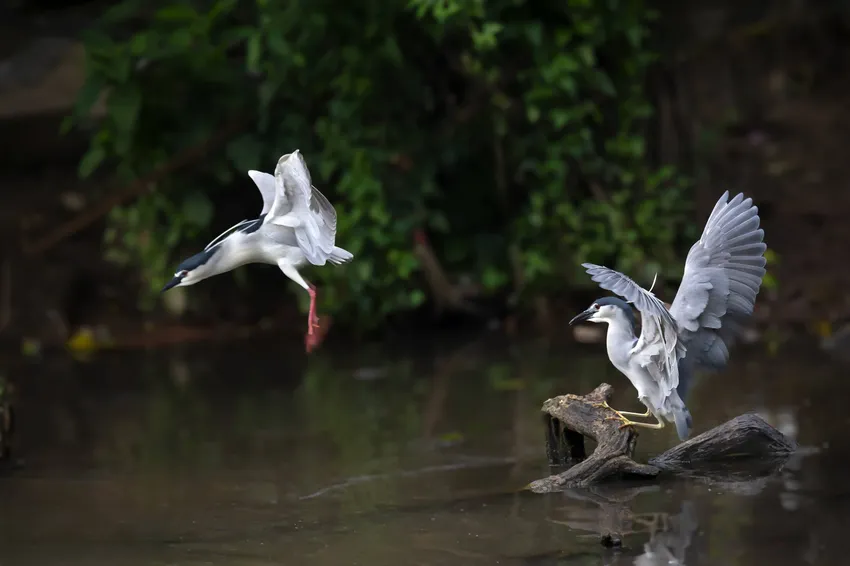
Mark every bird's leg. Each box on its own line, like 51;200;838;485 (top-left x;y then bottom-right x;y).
277;261;322;347
606;413;666;431
617;409;652;418
592;400;652;420
592;400;630;421
307;284;320;336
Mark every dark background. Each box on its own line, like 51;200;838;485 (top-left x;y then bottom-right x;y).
1;0;848;352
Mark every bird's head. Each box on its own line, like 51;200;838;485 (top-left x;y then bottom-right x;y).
569;297;636;329
161;248;218;292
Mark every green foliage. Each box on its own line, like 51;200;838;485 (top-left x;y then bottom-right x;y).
762;248;780;291
66;0;691;327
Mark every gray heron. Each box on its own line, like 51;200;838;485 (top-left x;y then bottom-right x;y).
569;191;767;440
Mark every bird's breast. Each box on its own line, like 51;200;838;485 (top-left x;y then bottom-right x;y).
253;234;305;267
605;332;634;370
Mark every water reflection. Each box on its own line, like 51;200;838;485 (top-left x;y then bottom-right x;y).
634;501;699;566
0;334;847;565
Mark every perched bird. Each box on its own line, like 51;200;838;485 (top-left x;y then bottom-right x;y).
569;191;766;440
162;150;354;350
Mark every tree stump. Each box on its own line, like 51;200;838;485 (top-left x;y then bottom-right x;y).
529;383;797;493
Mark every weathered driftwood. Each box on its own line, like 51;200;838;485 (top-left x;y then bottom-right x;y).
529;384;796;493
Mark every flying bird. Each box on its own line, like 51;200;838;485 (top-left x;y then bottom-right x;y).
162;150;353;351
569;191;767;440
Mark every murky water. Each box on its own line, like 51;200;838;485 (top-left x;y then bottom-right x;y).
0;332;847;565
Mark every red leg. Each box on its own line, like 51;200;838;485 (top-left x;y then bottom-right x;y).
307;285;320;336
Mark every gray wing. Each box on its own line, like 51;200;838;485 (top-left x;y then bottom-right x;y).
669;191;766;374
247;170;276;215
266;150;338;266
583;263;686;398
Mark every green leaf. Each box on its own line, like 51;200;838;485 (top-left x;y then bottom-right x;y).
409;288;426;307
155;5;199;21
71;75;105;121
266;29;288;57
101;1;143;25
79;145;106;178
169;28;194;50
108;85;141;155
59;115;75;136
578;44;595;67
246;33;262;74
208;0;238;21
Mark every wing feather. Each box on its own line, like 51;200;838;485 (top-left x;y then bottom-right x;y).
247;170;275;215
669;191;767;378
266;151;340;266
204;218;254;251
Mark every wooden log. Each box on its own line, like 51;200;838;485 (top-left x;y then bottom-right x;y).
529;384;796;493
648;412;796;478
531;384;660;492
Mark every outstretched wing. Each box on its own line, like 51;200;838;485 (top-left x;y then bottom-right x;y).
247;170;276;215
583;263;687;399
669;191;766;374
266;150;339;266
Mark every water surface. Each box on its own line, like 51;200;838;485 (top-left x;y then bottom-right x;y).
0;333;845;565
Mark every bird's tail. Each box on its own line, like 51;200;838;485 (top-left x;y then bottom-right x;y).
665;391;693;441
328;246;354;265
673;407;693;442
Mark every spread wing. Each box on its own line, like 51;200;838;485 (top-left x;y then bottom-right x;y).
202;170;276;251
669;191;766;374
247;170;275;215
266;150;339;266
583;263;687;399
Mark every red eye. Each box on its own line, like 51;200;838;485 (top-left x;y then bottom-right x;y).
592;303;599;309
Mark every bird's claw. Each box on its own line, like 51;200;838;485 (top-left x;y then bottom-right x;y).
307;314;320;336
604;415;635;428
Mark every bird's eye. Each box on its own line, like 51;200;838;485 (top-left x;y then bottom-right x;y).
592;303;599;309
177;270;188;278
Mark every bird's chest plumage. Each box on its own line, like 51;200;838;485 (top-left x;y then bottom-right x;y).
606;329;658;401
605;329;634;372
252;229;306;267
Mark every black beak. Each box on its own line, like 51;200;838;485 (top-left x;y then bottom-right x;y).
161;276;181;293
569;308;594;326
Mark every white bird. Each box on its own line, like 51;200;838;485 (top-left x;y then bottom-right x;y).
162;150;354;350
569;191;767;440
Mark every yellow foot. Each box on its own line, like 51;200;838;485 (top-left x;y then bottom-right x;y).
604;415;635;428
604;414;665;431
592;400;651;418
592;401;628;421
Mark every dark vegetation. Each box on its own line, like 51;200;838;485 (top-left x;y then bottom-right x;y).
3;0;850;345
62;0;692;330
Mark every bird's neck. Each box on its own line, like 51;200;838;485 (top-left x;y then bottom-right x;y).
212;234;256;274
605;316;637;367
